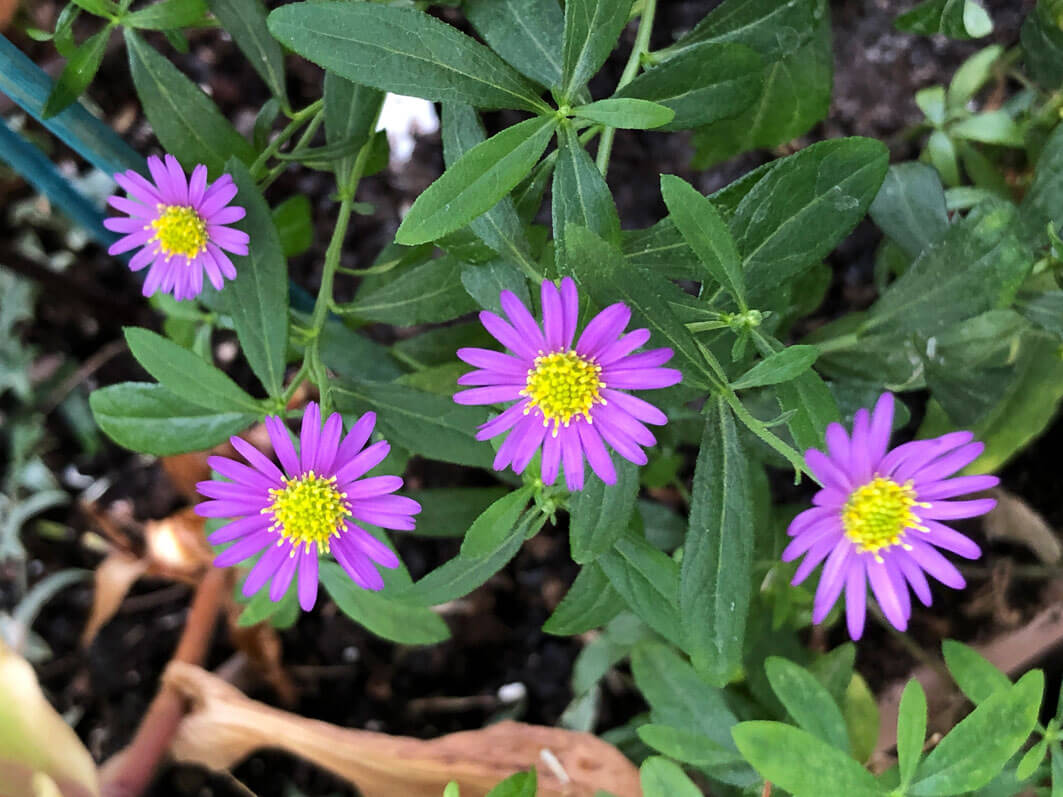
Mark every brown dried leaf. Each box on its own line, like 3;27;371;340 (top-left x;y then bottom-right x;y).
165;663;640;797
224;603;298;706
161;452;212;503
0;640;100;797
984;487;1062;564
81;552;147;647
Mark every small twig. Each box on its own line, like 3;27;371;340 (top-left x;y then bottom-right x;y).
40;337;127;414
761;782;772;797
99;568;227;797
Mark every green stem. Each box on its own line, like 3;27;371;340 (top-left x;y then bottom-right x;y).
258;110;326;192
595;0;657;176
248;99;323;179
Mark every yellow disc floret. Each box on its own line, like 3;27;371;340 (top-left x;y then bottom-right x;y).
264;472;350;554
842;476;927;559
522;349;604;432
149;204;208;259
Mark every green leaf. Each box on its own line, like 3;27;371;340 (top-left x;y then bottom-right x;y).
572;98;674;129
319;561;450;644
345;256;477;325
124;0;208;29
569;456;640;563
772;368;841;452
680;398;751;686
565;225;713;389
728;137;889;307
396;115;557;245
461;259;531;313
486;769;536;797
206;0;287;105
1019;735;1050;781
616;42;762;131
631;642;740;753
910;670;1044;795
542;562;623;635
69;0;117;16
640;757;701;797
552;123;621;272
690;4;832;169
223;159;289;398
948;44;1004;109
895;0;993;39
844;674;880;765
667;0;817;59
637;725;745;769
942;639;1011;705
951;110;1024;146
1021;1;1063;89
125;29;255;173
765;657;849;752
237;578;296;627
1018;291;1063;340
731;346;818;390
441;103;534;269
464;0;564;88
272;195;312;258
42;27;111;119
267;3;546;111
600;530;682;646
1021;122;1063;238
402;511;545;606
660;174;746;307
732;722;886;797
864;201;1033;337
560;0;632;100
897;680;928;788
460;487;533;558
927;129;960;186
333;381;493;469
323;73;384;183
90;382;255;455
402;487;508;537
124;327;261;413
869;163;949;260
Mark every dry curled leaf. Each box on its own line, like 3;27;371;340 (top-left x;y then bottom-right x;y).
0;640;100;797
81;553;148;648
165;662;640;797
983;487;1062;564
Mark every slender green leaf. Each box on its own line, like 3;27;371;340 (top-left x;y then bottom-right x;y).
680;398;751;686
345;256;477;325
323;73;384;183
640;757;701;797
600;530;682;646
910;671;1044;795
460;487;533;558
124;327;260;412
125;0;208;30
486;770;536;797
660;174;745;306
334;381;492;469
731;346;818;390
637;725;745;769
223;159;289;397
668;0;817;59
1021;122;1063;237
397;115;557;245
320;561;450;644
464;0;565;88
895;0;993;39
942;639;1011;705
572;98;674;129
42;27;111;119
765;657;849;752
90;382;255;455
560;0;632;100
125;29;255;173
402;488;508;537
552;123;621;272
461;259;531;313
617;42;762;130
569;456;640;563
1021;1;1063;89
1019;735;1050;781
869;163;950;260
542;562;623;635
206;0;287;105
948;44;1004;109
897;680;928;788
68;0;117;16
732;722;886;797
272;194;312;258
268;3;546;111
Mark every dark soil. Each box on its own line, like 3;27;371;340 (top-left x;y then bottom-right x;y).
4;1;1057;795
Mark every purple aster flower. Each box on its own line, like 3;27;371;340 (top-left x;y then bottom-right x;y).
784;393;998;640
454;277;682;491
195;403;419;611
105;154;250;301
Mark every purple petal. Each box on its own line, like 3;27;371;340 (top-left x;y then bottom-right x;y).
782;519;843;561
128;247;156;272
848;409;872;486
600;389;667;426
596;328;651;366
812;487;849;508
592;410;648;466
812;543;853;623
352;506;416;532
824;422;851;474
867;393;895;471
208;515;270;545
804;449;852;492
868;558;907;631
541;429;562;485
499;290;546;352
456;347;529;375
560;277;580;348
199;177;238;217
196;480;265;503
104;216;148;233
315;413;344;475
479;311;539;360
214;529;274;568
910;443;985;484
230;436;285;483
604;348;674;371
920;498;996;520
603;367;682;390
270;548;299;601
147;156;171;199
109;230;153;255
882;432;974;481
164;154;189;203
207;206;245;225
265;416;301;477
114;170;162;204
922;520;981;559
195;498;269;518
243;542;288;596
299;403;322;473
512;422;547;474
454;385;524;405
845;559;867;640
333;536;385;590
541;280;564;350
916;475;999;501
561;427;585;491
576;303;630;357
493;416;538;471
457;369;525;387
346;475;403;500
188;164;208;205
886;557;911;621
476;402;529;441
578;423;616;484
895;552;933;606
791;537;839;585
908;540;965;589
335;439;391;485
345;524;400;568
298;546;319;610
336;412;376;463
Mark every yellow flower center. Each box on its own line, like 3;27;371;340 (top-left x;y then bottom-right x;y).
842;476;927;559
149;204;208;259
522;349;604;432
264;472;350;554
